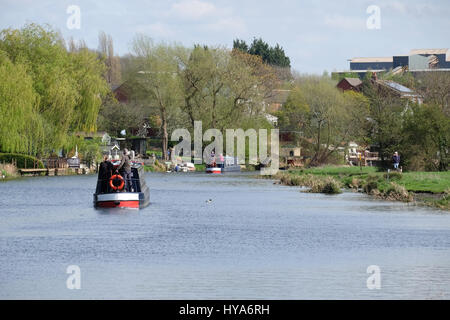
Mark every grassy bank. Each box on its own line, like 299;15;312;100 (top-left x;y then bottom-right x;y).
271;166;450;210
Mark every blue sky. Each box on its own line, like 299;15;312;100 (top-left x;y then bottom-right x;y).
0;0;449;73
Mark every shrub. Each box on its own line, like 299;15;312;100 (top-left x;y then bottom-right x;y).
0;153;44;169
384;182;413;202
309;176;342;194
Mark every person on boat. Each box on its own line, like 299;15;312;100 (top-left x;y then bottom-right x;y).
210;151;216;167
219;153;224;168
118;148;132;192
98;155;114;193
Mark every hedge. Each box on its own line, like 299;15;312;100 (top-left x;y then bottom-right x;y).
0;153;44;169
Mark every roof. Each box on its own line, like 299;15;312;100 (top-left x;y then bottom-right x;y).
409;48;448;55
343;77;362;87
377;80;418;95
351;57;393;63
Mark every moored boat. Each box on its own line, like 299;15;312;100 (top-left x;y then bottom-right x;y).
206;156;241;174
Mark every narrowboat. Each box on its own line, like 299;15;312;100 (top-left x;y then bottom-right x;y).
206;156;241;174
93;160;150;209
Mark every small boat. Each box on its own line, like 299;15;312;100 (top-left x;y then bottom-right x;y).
176;162;196;172
206;156;241;174
93;160;150;209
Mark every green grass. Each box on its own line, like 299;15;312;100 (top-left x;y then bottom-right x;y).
288;165;377;177
277;166;450;209
286;166;449;194
398;172;450;193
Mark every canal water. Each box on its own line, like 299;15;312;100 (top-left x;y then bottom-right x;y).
0;172;449;299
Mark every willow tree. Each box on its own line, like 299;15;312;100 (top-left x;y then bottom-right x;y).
0;23;109;155
0;52;44;154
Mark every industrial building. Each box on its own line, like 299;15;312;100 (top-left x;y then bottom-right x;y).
333;48;450;79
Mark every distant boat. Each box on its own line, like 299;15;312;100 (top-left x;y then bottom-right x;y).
179;162;195;172
206;156;241;174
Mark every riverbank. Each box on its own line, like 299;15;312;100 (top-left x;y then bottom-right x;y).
268;166;450;210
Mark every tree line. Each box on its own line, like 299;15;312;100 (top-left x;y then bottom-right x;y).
99;37;280;160
276;71;449;171
0;23;281;161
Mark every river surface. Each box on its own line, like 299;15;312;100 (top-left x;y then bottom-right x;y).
0;172;449;299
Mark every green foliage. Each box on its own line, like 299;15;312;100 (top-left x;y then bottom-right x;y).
0;153;44;169
0;23;109;156
401;103;449;171
362;79;406;167
277;77;369;166
0;52;43;154
233;38;291;68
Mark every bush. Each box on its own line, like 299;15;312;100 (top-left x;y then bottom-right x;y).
309;176;342;194
384;182;413;202
0;153;44;169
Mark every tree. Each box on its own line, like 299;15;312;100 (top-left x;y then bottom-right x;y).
98;31;122;86
401;103;449;171
0;23;109;156
233;38;291;68
416;72;450;116
128;35;185;160
178;46;277;132
277;77;369;166
362;78;406;167
0;51;43;154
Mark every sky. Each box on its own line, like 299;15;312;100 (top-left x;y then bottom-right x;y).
0;0;449;74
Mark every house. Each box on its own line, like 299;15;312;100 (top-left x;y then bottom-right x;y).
336;77;363;92
265;89;291;113
111;82;131;104
376;80;423;104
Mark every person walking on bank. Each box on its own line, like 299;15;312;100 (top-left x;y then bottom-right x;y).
392;152;400;171
118;148;132;192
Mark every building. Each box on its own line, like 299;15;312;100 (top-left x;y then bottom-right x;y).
375;80;423;104
349;57;393;71
111;82;131;104
333;48;450;79
336;77;363;92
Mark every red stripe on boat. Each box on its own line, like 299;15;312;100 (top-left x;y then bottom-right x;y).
97;201;139;208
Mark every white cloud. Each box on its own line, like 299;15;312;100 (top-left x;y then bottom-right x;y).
380;1;439;17
171;0;218;20
135;22;174;37
207;17;247;35
324;14;365;30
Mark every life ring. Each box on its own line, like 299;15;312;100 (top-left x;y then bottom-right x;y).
109;174;124;191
